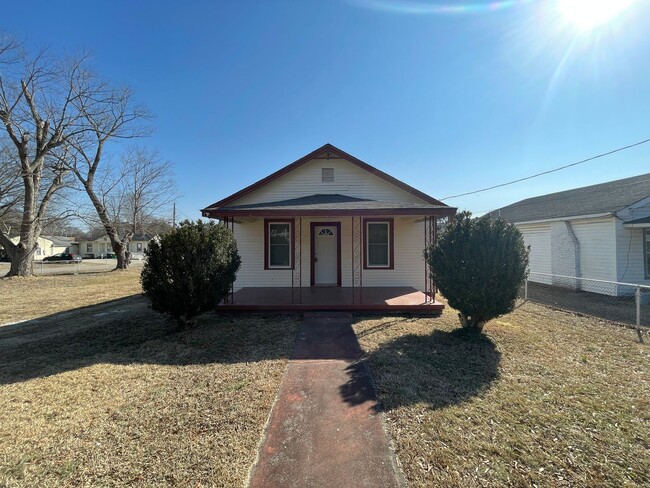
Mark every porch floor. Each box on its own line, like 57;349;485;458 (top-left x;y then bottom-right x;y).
217;287;444;312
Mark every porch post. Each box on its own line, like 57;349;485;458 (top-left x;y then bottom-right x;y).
424;216;437;304
291;217;302;304
352;216;362;304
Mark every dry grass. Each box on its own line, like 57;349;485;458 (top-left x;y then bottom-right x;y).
0;267;144;325
353;303;650;487
0;272;301;487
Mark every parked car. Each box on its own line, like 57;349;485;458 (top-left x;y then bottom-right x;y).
42;253;82;263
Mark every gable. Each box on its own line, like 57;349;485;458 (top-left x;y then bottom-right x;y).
202;144;446;212
231;157;430;207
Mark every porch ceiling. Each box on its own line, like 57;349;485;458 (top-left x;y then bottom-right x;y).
204;194;456;218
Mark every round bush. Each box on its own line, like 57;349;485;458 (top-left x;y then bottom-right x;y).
141;220;241;326
426;211;529;331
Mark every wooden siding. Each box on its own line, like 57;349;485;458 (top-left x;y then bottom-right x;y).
231;158;428;207
232;216;426;291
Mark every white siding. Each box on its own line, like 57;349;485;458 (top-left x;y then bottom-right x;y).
231;158;429;206
570;218;617;294
517;224;552;284
232;217;426;291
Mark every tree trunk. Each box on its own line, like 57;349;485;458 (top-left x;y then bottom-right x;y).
4;238;36;277
458;312;485;332
115;246;132;270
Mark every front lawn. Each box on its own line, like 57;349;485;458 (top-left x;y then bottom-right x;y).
353;303;649;487
0;272;300;487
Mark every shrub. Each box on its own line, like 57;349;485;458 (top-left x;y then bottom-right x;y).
426;211;529;331
141;220;241;327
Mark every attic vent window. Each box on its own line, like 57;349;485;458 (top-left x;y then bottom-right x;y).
322;168;334;182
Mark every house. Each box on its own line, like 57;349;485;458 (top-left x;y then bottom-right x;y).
200;143;456;311
490;173;650;296
78;234;154;258
1;236;76;260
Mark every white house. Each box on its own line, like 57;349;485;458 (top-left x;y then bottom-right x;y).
4;236;75;260
491;173;650;295
79;234;153;258
201;143;456;311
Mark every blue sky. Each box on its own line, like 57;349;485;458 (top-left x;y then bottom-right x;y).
4;0;650;219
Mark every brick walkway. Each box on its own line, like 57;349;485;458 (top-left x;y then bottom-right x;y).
247;312;404;488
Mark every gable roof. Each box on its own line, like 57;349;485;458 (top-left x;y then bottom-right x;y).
490;172;650;223
201;143;450;214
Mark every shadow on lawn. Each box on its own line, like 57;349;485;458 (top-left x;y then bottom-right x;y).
0;296;300;385
340;326;501;412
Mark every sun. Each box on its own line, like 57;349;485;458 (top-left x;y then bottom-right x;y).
557;0;636;31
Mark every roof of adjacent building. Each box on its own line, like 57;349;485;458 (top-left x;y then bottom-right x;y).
490;173;650;223
202;143;456;217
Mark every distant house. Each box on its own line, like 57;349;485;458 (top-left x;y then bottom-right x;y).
200;143;456;311
78;234;154;258
491;173;650;295
1;236;76;260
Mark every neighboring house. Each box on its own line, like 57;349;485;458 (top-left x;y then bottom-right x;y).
490;173;650;295
201;143;456;311
78;234;154;258
2;236;76;260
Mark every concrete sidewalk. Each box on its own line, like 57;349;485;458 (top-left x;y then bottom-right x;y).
248;312;404;488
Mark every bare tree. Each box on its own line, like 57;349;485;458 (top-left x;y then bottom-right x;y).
0;40;88;276
77;146;176;266
66;75;151;269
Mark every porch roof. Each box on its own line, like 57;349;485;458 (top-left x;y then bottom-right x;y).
204;194;456;218
623;216;650;228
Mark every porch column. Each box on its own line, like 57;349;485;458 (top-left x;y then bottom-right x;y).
351;216;363;304
424;216;437;304
291;217;302;304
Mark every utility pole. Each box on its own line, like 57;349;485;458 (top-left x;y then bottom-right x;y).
172;202;176;228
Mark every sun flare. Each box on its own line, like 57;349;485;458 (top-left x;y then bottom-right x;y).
557;0;636;31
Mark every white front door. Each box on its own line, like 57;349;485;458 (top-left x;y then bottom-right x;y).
314;225;338;285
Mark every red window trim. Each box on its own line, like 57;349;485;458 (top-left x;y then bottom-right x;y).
363;218;394;270
264;218;294;270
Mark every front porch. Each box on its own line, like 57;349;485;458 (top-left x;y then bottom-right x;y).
217;286;444;312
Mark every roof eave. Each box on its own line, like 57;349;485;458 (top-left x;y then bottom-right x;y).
203;207;457;218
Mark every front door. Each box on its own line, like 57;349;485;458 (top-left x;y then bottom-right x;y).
312;223;340;286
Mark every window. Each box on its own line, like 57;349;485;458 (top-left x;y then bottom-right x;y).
322;168;334;182
136;242;143;252
645;229;650;279
265;219;293;269
87;243;93;253
364;219;394;269
35;247;41;256
318;228;334;236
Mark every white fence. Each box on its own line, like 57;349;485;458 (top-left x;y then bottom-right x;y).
521;272;650;330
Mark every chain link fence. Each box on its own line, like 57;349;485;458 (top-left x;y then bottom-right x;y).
519;272;650;330
0;259;145;277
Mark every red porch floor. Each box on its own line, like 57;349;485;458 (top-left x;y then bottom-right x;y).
217;287;444;312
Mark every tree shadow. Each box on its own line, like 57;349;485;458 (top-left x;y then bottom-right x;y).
0;296;301;385
340;327;501;412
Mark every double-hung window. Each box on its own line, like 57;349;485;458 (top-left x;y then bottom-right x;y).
265;219;293;269
364;219;394;269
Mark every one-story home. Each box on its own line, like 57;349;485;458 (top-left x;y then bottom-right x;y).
201;143;456;311
490;173;650;296
78;234;154;259
1;236;76;260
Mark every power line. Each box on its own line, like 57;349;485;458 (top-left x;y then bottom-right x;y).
441;137;650;201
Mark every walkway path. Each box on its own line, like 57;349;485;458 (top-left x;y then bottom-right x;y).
248;312;404;488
